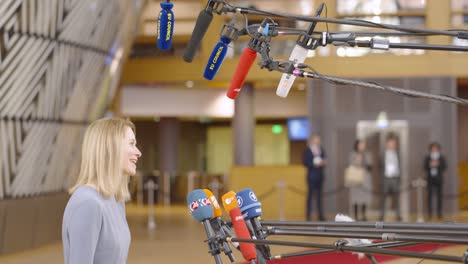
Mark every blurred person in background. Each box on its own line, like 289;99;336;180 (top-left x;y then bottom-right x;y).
380;135;401;221
346;139;373;221
303;134;327;221
424;142;446;220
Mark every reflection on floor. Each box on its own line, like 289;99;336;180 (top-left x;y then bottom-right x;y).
0;205;467;264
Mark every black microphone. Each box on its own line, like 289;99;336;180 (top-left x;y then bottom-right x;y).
183;0;219;62
156;0;174;50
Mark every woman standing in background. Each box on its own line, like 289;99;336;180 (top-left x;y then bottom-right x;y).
348;139;373;221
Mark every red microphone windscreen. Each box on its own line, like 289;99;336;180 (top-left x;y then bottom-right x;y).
229;207;257;261
226;48;257;99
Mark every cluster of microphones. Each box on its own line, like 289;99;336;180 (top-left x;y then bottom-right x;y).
187;188;268;264
187;188;377;264
157;1;468;106
156;0;326;100
181;1;326;100
187;188;468;264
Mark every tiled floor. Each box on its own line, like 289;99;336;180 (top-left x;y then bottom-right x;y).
0;205;466;264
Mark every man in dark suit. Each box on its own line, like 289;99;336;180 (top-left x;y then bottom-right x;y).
380;135;401;221
424;142;446;220
303;134;327;221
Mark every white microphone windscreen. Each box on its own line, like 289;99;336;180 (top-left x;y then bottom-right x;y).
276;45;309;98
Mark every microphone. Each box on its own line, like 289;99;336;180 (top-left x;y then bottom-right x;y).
236;188;265;239
204;36;230;80
183;0;218;62
276;3;324;97
203;189;237;262
157;0;174;50
203;16;240;80
203;189;223;217
226;20;271;99
222;191;257;263
187;189;223;264
237;188;271;260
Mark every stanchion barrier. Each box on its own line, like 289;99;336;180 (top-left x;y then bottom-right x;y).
256;187;277;201
136;170;144;207
286;177;452;222
162;171;171;207
144;178;158;230
412;177;427;223
207;176;224;200
443;189;468;200
276;180;287;221
235;177;468;223
187;171;197;194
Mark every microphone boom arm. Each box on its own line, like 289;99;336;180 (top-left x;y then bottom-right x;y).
226;237;467;263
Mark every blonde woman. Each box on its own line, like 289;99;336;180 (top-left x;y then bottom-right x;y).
62;118;142;264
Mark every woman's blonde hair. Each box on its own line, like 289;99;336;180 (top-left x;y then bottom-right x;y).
70;117;136;201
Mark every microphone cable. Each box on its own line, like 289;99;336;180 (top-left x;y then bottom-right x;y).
293;64;468;105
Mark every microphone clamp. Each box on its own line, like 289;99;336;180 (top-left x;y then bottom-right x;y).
334;239;348;252
258;59;295;74
247;19;275;52
206;0;225;14
296;32;321;50
206;232;223;257
247;31;271;53
219;21;241;41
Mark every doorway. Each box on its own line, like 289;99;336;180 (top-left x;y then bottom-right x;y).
357;120;409;221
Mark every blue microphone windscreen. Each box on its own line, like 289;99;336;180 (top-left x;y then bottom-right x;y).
183;10;213;62
187;189;214;222
157;7;174;50
236;188;262;219
203;41;228;80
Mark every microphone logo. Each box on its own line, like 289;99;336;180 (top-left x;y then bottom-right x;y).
200;198;212;206
249;191;258;202
190;200;199;211
224;196;234;205
237;196;243;207
166;13;173;41
209;195;220;209
209;46;225;70
189;198;211;212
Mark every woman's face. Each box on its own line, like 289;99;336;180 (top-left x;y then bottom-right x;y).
358;141;366;152
122;126;141;176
